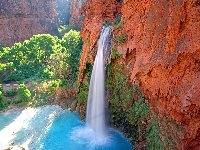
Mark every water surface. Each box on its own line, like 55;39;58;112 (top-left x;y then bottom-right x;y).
0;105;132;150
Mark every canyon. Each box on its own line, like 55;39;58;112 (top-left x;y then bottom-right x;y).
0;0;58;46
0;0;199;149
78;0;200;149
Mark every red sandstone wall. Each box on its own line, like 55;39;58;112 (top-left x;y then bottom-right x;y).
78;0;121;82
69;0;87;27
0;0;58;46
79;0;200;149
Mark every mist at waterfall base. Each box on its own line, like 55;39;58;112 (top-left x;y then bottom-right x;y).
0;27;132;149
0;106;132;149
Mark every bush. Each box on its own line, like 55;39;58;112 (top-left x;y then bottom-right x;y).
0;91;10;110
146;117;163;150
115;34;127;44
18;84;31;102
5;89;17;97
0;91;2;103
12;99;22;104
113;15;122;26
58;25;81;36
61;30;82;82
0;84;2;92
48;79;62;93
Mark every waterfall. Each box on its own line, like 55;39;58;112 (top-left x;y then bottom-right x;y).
86;26;112;139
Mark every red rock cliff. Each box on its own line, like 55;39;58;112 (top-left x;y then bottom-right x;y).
69;0;87;27
0;0;58;46
79;0;200;149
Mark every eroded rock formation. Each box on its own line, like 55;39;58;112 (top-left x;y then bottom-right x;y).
0;0;58;46
78;0;121;82
78;0;200;149
69;0;87;27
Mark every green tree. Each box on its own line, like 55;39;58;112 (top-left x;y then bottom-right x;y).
61;30;82;82
18;84;31;102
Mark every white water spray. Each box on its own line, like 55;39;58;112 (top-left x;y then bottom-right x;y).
86;26;112;139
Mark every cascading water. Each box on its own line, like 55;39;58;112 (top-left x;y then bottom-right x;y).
86;26;113;139
0;26;132;150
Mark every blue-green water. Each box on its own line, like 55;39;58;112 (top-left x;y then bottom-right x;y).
0;106;132;150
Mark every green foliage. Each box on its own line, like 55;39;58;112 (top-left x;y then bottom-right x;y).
111;49;121;59
5;89;17;97
12;99;23;104
0;62;15;82
0;91;10;110
126;93;150;125
48;79;62;93
0;84;2;92
113;15;122;26
58;25;81;36
115;34;127;44
0;91;2;103
146;117;163;150
77;63;92;103
0;30;82;84
18;84;31;102
106;64;151;144
77;80;89;103
31;90;49;107
61;30;82;82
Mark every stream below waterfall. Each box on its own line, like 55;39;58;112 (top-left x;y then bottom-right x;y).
0;105;132;150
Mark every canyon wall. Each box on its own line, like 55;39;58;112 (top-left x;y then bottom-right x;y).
0;0;58;47
78;0;200;149
56;0;71;25
69;0;87;27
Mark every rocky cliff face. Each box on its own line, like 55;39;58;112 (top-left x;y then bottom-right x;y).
0;0;58;46
69;0;87;27
78;0;121;82
78;0;200;149
55;0;71;25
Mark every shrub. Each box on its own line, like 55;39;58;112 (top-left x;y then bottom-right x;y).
0;91;2;103
111;49;121;60
58;25;81;36
77;80;89;103
0;84;2;92
106;63;151;144
61;30;82;82
48;79;62;93
113;15;122;26
0;91;9;110
12;99;23;104
115;34;127;44
146;117;163;150
18;84;31;102
5;89;17;97
77;63;92;103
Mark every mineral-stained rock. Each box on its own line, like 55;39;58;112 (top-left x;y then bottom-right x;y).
0;0;59;47
79;0;200;149
78;0;122;82
69;0;87;27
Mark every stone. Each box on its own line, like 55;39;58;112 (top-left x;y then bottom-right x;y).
0;0;59;47
78;0;200;149
69;0;87;27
